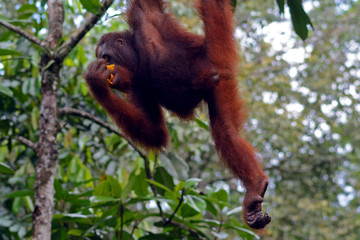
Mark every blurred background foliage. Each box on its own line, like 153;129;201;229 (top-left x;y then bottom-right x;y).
0;0;359;239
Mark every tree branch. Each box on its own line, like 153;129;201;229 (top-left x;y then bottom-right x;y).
143;154;166;222
56;0;114;60
0;19;46;49
165;188;185;225
58;107;147;159
59;107;169;221
15;136;37;152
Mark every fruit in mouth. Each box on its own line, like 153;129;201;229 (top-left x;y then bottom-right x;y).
106;65;115;84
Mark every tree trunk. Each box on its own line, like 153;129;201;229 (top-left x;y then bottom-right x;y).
29;0;114;238
32;0;64;239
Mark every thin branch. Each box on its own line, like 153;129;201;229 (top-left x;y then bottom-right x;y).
143;154;166;222
59;107;169;222
15;136;38;152
165;188;185;225
0;19;46;49
58;107;147;159
56;0;114;60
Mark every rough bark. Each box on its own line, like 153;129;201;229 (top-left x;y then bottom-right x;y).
32;0;64;239
30;1;114;239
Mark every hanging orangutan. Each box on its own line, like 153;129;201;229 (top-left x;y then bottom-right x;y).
86;0;271;229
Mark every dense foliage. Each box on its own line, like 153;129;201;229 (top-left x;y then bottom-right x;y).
0;0;359;239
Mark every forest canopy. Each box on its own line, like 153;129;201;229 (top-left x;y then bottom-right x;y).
0;0;359;239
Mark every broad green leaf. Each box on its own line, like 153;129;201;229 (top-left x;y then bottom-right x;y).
54;179;65;200
0;162;14;174
184;178;202;188
133;169;149;196
153;167;175;195
146;179;173;195
159;154;178;178
212;189;228;203
180;195;206;218
204;198;218;217
79;0;101;14
288;0;314;40
4;190;33;198
0;86;13;97
160;153;189;180
77;45;87;65
210;189;229;210
106;175;122;197
23;196;34;212
224;221;260;239
93;176;122;198
68;229;84;236
121;170;137;199
180;203;199;218
12;197;22;214
227;206;243;216
17;4;38;13
0;49;22;56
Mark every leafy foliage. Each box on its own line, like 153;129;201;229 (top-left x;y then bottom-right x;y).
276;0;314;40
1;0;359;239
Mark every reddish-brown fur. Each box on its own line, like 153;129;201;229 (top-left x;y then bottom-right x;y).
86;0;270;229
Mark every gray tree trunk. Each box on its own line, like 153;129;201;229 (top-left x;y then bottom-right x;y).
32;0;64;239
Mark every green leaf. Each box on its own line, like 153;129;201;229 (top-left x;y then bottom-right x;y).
276;0;285;14
211;189;229;210
213;189;228;202
121;170;137;199
227;206;243;216
133;169;149;196
4;190;33;198
107;175;122;198
79;0;101;14
68;229;84;236
89;196;119;204
195;118;209;131
17;4;38;13
146;179;173;195
153;167;175;195
54;179;65;200
93;176;122;198
23;196;34;212
224;221;260;239
0;162;14;174
288;0;314;40
180;195;206;218
184;178;202;188
12;197;23;214
160;153;189;180
77;45;87;65
0;49;22;56
0;86;14;97
204;198;219;217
